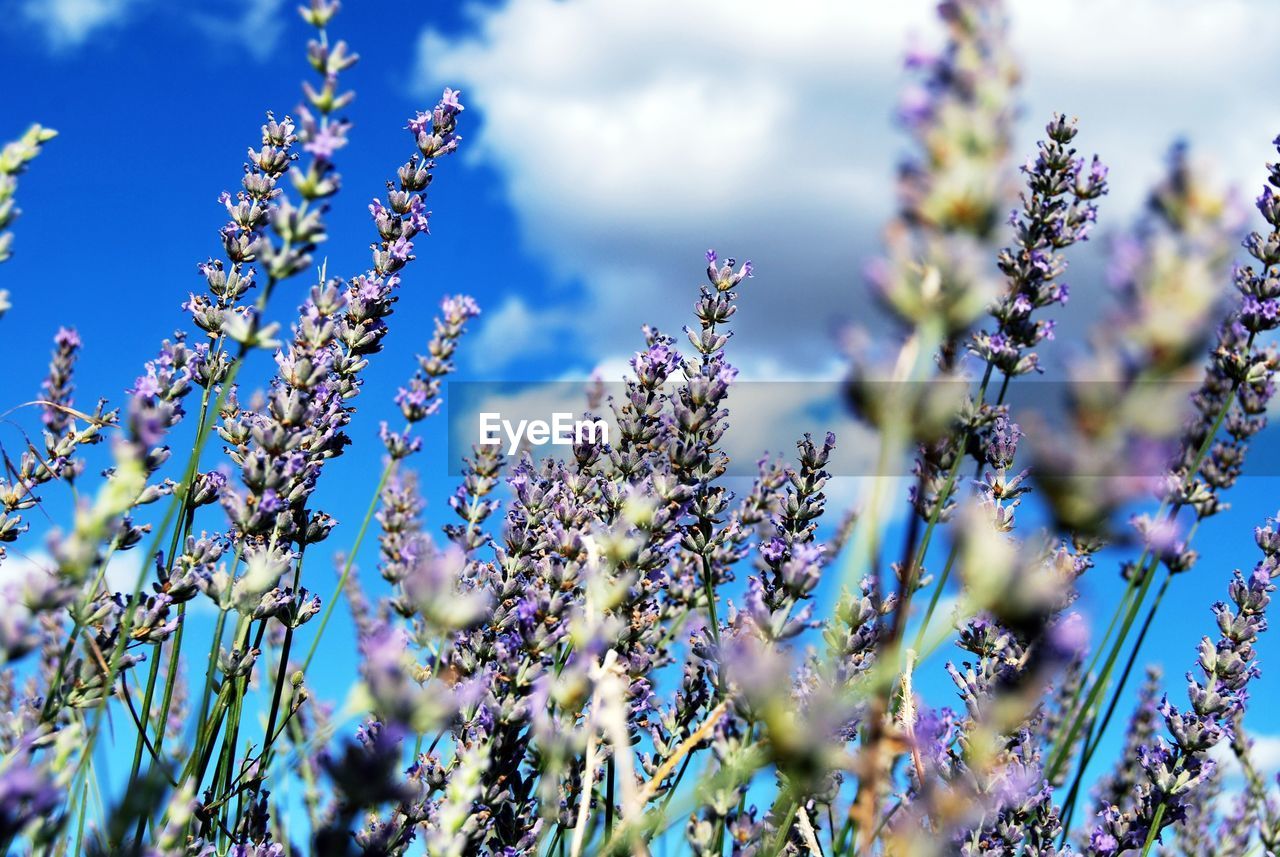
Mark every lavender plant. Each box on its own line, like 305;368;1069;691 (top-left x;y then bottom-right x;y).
6;0;1280;855
0;123;56;281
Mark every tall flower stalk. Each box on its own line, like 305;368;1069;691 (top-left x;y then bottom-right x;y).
0;122;57;293
1044;139;1280;805
1083;513;1280;855
11;0;1280;854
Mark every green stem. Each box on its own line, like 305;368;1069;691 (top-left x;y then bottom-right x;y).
184;615;248;792
71;760;90;857
1141;801;1168;856
127;644;163;782
195;608;230;742
769;797;799;857
188;689;232;789
833;814;854;856
912;541;958;652
1047;347;1249;781
150;603;186;759
260;624;295;776
1078;566;1145;698
140;376;223;782
659;753;694;813
218;677;246;849
1058;572;1172;840
701;553;721;647
544;826;563;857
301;459;393;672
1045;554;1159;782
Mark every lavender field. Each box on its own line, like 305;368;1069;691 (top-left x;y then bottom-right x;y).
4;0;1280;854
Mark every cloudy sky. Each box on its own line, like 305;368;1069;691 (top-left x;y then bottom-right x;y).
7;0;1279;382
412;0;1280;374
4;0;1280;800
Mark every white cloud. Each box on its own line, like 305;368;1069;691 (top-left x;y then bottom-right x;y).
1210;731;1280;780
469;295;581;373
21;0;287;57
1;548;144;594
418;0;1280;373
22;0;139;48
1;547;223;626
419;0;897;371
189;0;287;64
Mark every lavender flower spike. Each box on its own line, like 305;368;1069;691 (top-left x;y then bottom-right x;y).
387;293;481;450
1084;513;1280;854
970;114;1108;378
0;123;57;271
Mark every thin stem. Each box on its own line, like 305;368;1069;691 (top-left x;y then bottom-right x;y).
195;607;230;744
769;797;799;857
260;624;295;775
700;553;721;647
119;673;178;786
1045;556;1159;782
150;602;187;758
912;544;958;652
218;677;246;849
544;826;563;857
658;754;694;813
1047;344;1250;781
1058;572;1173;840
301;459;394;672
1140;801;1168;856
71;757;91;857
127;643;163;784
189;688;232;789
184;615;249;792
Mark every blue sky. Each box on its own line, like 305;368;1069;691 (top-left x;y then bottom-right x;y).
5;0;1280;831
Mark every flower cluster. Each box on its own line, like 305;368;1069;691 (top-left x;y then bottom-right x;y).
897;0;1019;238
10;1;1280;856
385;293;481;457
1032;142;1244;537
0;123;57;282
870;0;1018;345
970;115;1108;378
0;329;114;565
1162;140;1280;524
1085;520;1280;854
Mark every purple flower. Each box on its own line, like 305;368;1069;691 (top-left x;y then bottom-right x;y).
761;536;786;564
304;122;349;162
388;235;413;263
440;87;465;113
1084;516;1280;853
0;758;61;843
705;249;753;291
968;117;1107;378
